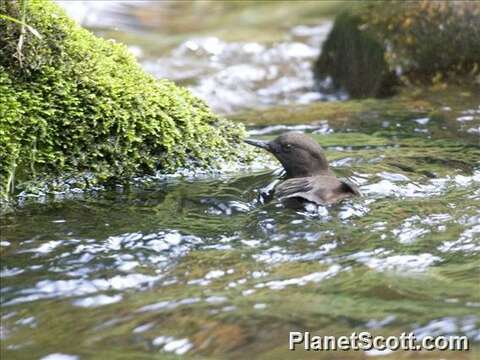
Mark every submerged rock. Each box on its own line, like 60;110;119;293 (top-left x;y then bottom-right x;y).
0;1;247;201
314;1;480;98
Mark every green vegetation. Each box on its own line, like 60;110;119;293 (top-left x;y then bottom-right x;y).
314;1;480;97
0;0;247;201
230;83;480;146
314;12;397;98
363;1;480;82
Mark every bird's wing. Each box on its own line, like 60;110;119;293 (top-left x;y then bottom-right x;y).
275;176;359;205
275;177;326;204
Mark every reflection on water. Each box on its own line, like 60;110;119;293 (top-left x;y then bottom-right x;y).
2;116;480;358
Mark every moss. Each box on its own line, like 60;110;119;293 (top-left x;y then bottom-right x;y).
363;1;480;82
314;11;398;98
228;94;431;126
229;84;480;146
314;1;480;98
0;0;247;201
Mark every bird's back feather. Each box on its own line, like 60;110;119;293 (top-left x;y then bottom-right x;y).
275;176;359;205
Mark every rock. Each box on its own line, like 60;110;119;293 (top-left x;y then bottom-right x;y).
314;12;397;98
0;1;247;201
314;1;480;99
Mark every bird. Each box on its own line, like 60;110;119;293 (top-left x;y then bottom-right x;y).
244;132;360;205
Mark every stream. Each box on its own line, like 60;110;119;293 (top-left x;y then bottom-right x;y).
1;2;479;359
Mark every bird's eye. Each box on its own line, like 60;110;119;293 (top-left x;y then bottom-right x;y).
283;143;292;151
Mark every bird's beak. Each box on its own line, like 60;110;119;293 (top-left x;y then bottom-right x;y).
244;139;271;151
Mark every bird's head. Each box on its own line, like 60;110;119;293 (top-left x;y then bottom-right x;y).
245;132;330;178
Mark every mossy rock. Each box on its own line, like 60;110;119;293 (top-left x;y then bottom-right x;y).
314;1;480;98
0;0;247;201
314;11;398;98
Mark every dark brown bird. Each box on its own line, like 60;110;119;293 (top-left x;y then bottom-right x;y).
245;132;360;205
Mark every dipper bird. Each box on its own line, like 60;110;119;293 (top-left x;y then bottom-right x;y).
245;132;359;205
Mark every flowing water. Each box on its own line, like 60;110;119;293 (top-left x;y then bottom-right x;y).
1;2;480;359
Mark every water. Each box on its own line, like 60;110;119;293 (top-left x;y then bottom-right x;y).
60;1;340;114
2;116;479;358
2;2;480;359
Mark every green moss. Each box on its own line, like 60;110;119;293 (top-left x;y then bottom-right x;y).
363;1;480;82
0;0;247;201
228;94;431;126
314;11;398;98
314;1;480;98
229;84;480;147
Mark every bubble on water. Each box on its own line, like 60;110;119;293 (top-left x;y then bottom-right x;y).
254;303;267;310
371;221;388;232
152;335;193;355
361;177;452;198
365;348;394;357
466;302;480;308
360;253;441;273
187;278;211;286
222;305;237;312
40;354;79;360
164;338;193;355
256;264;341;290
365;315;397;329
251;271;267;278
152;335;174;346
454;174;478;186
117;261;139;272
16;316;36;327
0;267;24;277
466;126;480;134
20;240;64;255
5;273;161;306
423;213;452;225
132;322;154;334
457;115;475;122
330;157;356;167
72;294;123;308
413;117;430;125
248;124;327;136
392;216;430;244
205;270;225;280
338;202;370;220
413;316;479;341
0;326;7;340
378;172;410;182
296;203;331;219
414;127;429;134
254;242;337;264
438;214;480;253
228;278;248;288
138;297;201;313
67;230;204;275
202;198;252;216
51;219;67;223
205;296;227;304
